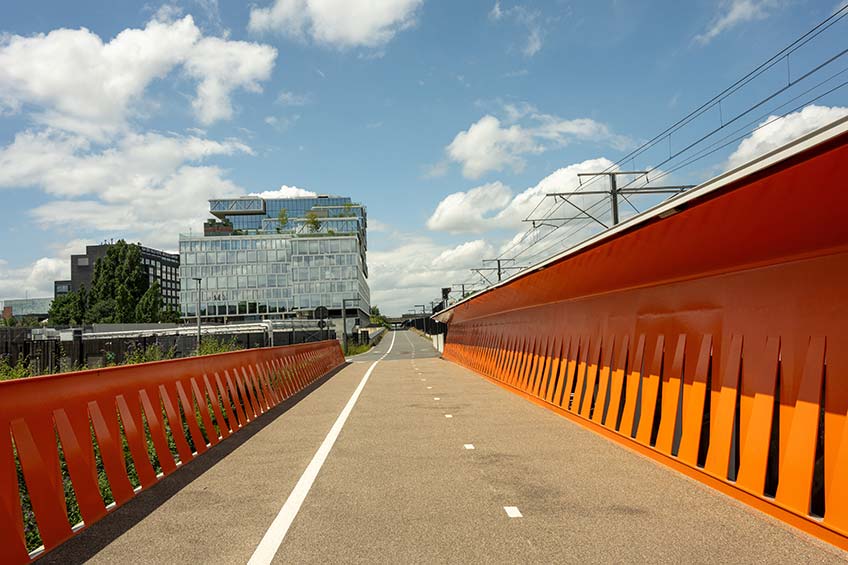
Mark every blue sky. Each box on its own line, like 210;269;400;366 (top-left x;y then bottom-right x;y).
0;0;846;314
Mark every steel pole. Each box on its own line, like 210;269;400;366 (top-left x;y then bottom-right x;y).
342;302;347;355
610;173;620;225
193;278;202;354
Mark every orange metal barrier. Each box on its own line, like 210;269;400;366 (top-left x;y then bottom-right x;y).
437;125;848;549
0;340;344;563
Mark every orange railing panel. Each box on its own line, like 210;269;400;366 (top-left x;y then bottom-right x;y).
440;126;848;548
0;340;344;563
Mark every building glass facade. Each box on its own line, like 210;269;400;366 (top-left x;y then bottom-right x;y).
181;195;369;324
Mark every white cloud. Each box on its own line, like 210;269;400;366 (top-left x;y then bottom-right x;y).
0;257;68;299
184;36;277;124
277;90;311;106
524;27;542;57
191;0;228;35
695;0;785;45
446;108;629;179
248;0;423;48
488;2;544;57
0;15;276;138
493;158;619;229
427;157;618;238
368;235;493;315
264;113;300;131
30;165;241;252
726;105;848;169
0;129;251;250
432;240;494;269
0;129;250;198
367;218;392;232
250;185;318;198
426;181;513;233
447;115;539;178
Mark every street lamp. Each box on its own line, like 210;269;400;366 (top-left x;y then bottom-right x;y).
342;297;358;355
192;277;202;354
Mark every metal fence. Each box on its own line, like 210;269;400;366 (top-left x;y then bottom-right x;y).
1;322;336;375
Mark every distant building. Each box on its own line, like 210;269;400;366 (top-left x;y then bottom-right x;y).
179;194;369;331
54;243;180;309
1;297;53;320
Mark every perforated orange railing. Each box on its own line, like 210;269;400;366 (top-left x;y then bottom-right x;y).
437;123;848;549
0;340;344;563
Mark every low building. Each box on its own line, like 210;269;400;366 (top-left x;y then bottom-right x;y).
0;297;53;320
54;242;180;309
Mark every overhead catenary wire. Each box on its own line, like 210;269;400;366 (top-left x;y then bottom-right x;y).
493;9;848;266
509;77;848;268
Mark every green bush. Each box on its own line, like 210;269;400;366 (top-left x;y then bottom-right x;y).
197;336;242;356
0;356;33;381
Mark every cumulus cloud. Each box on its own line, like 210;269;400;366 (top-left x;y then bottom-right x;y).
184;36;277;124
248;0;423;48
426;182;513;233
445;106;629;179
250;185;318;198
493;158;618;229
695;0;786;45
0;129;250;198
427;157;618;235
0;257;68;299
368;235;493;315
432;239;495;269
726;105;848;169
0;15;276;137
0;129;250;250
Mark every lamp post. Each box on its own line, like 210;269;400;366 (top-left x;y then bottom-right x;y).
192;277;202;354
342;297;358;355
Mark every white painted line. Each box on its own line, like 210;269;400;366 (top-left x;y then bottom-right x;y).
434;397;440;400
248;331;397;565
445;414;453;418
504;506;523;518
464;444;475;450
427;386;432;389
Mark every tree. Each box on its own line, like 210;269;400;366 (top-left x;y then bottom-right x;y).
85;298;117;324
305;211;322;233
135;281;163;323
47;241;169;326
89;240;147;307
369;305;389;328
277;208;288;231
160;307;181;323
48;286;87;325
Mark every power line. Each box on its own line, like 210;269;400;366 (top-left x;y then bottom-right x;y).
495;10;848;267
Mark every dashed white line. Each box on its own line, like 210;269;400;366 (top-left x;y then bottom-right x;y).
504;506;523;518
247;331;397;565
434;397;440;400
445;414;453;418
464;444;475;450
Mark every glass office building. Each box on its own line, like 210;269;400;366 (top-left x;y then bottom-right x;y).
179;194;369;327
